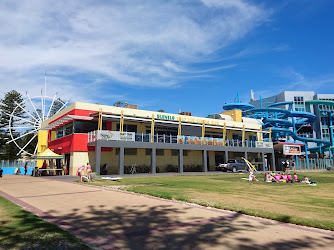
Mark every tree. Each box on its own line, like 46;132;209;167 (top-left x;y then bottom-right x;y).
0;90;25;160
113;101;124;107
157;109;165;112
50;98;66;117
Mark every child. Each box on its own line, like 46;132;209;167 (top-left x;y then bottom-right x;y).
266;173;275;182
281;173;288;183
86;163;92;181
77;165;85;182
274;173;281;181
287;173;292;183
248;172;259;181
293;173;298;182
301;176;310;184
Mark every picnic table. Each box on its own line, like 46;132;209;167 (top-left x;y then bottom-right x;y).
34;168;65;176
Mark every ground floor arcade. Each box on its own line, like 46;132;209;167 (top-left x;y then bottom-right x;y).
76;140;276;176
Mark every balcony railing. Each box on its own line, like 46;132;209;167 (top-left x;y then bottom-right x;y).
88;130;273;148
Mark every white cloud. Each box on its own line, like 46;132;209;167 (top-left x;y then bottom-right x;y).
0;0;270;101
252;69;334;100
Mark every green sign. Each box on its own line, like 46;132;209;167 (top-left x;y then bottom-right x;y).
156;114;175;120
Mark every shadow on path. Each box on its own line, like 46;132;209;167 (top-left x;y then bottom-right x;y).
44;204;333;249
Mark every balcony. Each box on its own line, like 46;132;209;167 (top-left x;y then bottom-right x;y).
88;130;273;148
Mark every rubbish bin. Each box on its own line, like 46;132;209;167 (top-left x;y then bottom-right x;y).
32;167;39;177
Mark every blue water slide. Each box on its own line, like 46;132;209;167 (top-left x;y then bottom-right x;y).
271;127;331;149
242;106;330;151
268;101;293;109
290;111;316;124
223;103;254;111
243;108;291;119
262;118;293;128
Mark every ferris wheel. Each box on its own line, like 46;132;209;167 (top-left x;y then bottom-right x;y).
4;92;69;156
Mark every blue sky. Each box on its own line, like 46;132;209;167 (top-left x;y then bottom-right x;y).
0;0;333;117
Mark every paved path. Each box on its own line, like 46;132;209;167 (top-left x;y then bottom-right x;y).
1;175;333;249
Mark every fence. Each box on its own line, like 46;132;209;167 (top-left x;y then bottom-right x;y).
88;130;273;149
298;158;333;170
1;159;37;168
278;158;333;171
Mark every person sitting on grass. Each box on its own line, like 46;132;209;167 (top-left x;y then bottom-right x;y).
293;173;299;182
287;173;292;183
281;173;288;183
274;173;281;181
266;173;276;182
301;176;310;184
248;172;259;181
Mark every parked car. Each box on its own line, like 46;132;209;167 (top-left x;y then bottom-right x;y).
219;159;249;172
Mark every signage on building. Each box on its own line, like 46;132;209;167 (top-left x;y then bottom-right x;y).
255;141;273;148
283;145;301;155
156;114;219;125
177;136;225;146
99;131;135;141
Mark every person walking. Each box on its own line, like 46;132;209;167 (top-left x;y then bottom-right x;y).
24;162;29;175
86;162;92;181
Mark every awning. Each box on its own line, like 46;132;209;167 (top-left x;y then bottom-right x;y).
41;115;93;131
34;148;65;159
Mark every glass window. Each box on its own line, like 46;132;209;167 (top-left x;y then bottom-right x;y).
117;124;137;133
56;129;64;139
146;149;151;155
172;150;178;156
294;96;305;111
65;122;73;136
125;148;137;155
74;120;106;133
156;149;164;156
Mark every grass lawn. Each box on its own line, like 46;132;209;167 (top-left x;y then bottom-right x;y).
85;171;334;231
0;196;90;249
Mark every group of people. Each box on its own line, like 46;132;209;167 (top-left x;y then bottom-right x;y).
77;163;92;182
265;172;313;184
265;172;297;183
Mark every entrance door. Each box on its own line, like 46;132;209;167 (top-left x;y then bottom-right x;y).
215;152;225;166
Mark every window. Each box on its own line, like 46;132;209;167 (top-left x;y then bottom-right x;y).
321;117;329;127
146;149;151;155
56;129;64;139
294;96;305;111
116;124;137;133
249;135;257;141
322;128;330;141
65;122;73;136
232;134;242;140
74;120;106;133
172;150;179;156
125;148;137;155
319;99;334;112
183;150;188;156
116;148;137;155
156;149;164;156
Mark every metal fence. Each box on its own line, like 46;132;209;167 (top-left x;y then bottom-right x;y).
298;158;333;170
1;159;37;168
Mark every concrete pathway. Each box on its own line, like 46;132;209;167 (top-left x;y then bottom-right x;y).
1;175;333;249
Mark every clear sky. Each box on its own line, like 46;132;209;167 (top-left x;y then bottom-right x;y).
0;0;333;117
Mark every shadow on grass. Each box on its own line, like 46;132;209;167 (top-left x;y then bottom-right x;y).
0;201;89;249
42;202;333;249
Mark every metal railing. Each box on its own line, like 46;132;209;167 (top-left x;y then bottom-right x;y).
298;158;333;170
1;159;37;168
88;130;272;148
